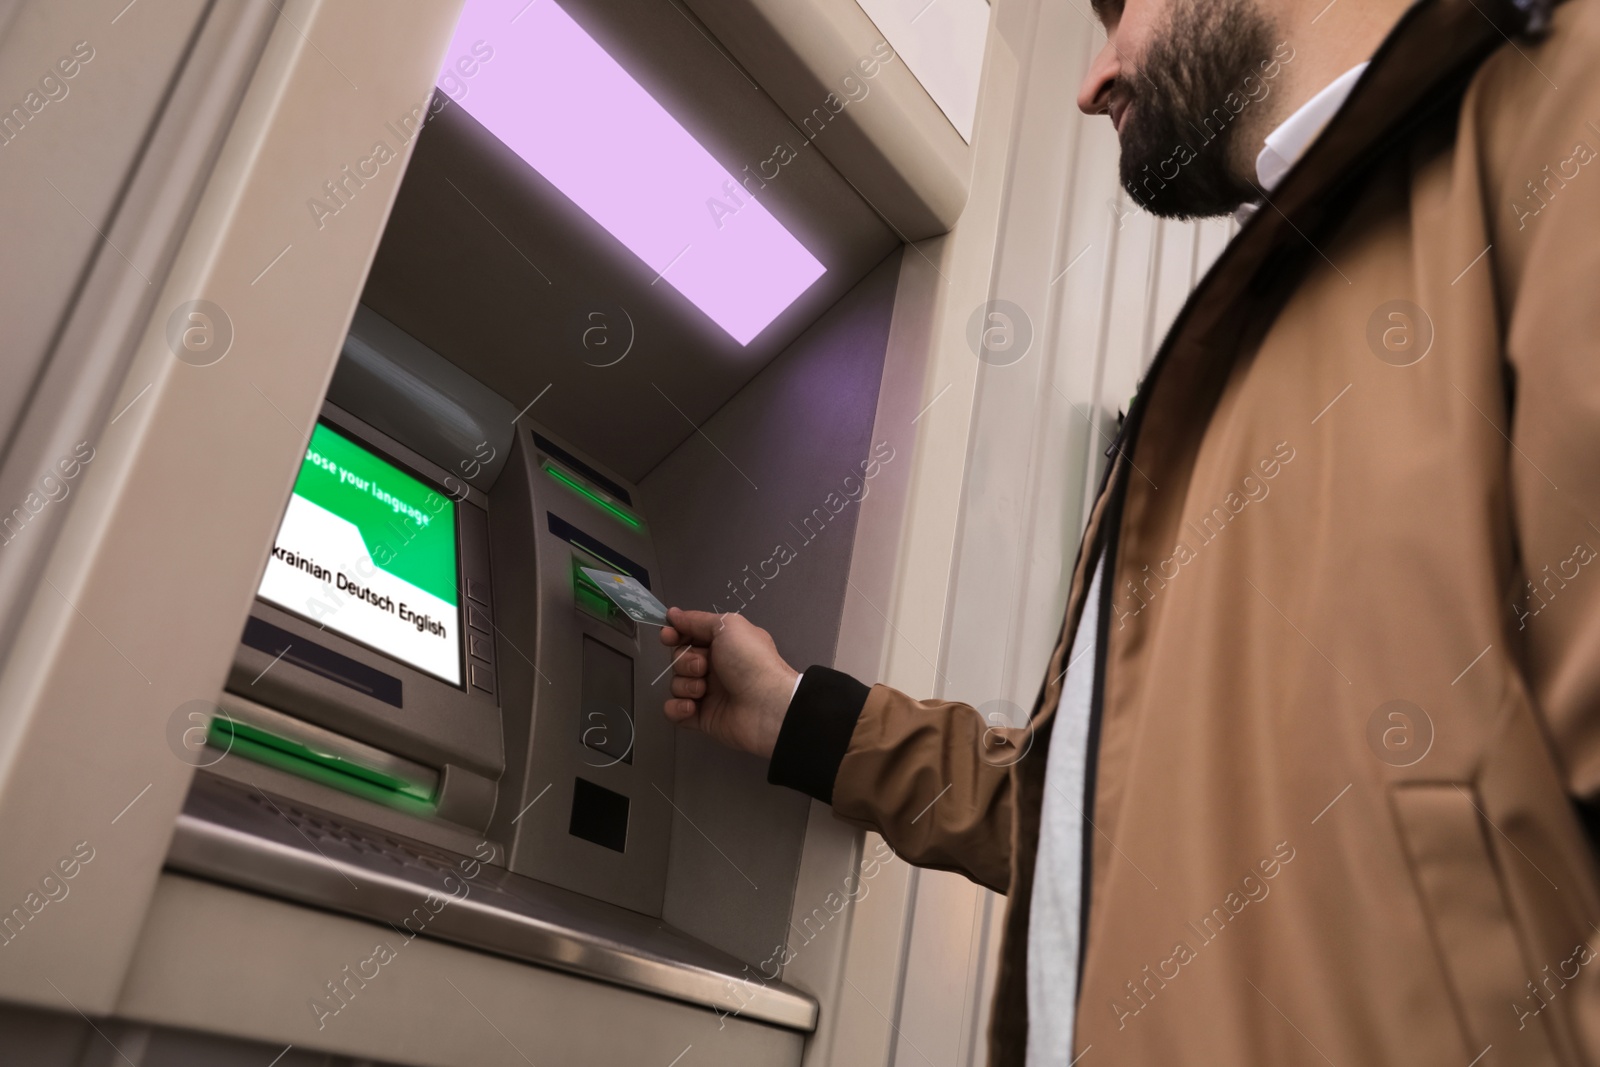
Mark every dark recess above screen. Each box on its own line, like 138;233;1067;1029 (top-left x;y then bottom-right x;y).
359;0;901;483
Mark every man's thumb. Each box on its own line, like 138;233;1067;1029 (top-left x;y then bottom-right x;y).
667;607;725;645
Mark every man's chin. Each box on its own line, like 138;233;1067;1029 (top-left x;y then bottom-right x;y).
1123;188;1251;220
1104;0;1277;221
1118;150;1256;220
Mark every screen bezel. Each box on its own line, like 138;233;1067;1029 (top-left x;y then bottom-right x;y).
227;402;502;782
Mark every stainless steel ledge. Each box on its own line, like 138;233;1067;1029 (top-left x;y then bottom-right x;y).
166;773;817;1032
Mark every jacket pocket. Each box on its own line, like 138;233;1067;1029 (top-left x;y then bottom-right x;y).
1391;782;1561;1065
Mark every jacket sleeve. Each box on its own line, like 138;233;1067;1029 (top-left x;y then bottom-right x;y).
767;666;1018;894
1478;1;1600;813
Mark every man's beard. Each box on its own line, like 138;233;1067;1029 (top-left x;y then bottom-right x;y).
1115;0;1276;219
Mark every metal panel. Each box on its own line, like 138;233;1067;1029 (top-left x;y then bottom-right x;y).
0;0;268;683
0;0;210;490
682;0;974;238
0;0;468;1014
119;875;804;1067
485;425;677;917
855;0;991;141
165;773;818;1031
641;251;900;969
0;1004;386;1067
328;305;521;496
362;0;900;484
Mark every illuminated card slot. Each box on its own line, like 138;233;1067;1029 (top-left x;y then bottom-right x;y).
573;557;638;639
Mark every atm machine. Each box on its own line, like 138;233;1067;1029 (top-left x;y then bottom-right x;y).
0;0;1021;1062
168;299;819;1030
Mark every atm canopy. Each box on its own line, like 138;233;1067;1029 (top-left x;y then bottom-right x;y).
363;0;904;482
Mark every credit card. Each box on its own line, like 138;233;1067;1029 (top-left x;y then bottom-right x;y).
581;568;669;626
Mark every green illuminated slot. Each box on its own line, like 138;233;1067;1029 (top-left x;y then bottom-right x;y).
207;717;436;817
544;462;641;530
573;558;635;633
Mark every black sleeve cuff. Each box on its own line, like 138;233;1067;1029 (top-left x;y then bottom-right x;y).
766;666;870;805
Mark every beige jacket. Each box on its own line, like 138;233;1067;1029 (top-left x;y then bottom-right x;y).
767;0;1600;1061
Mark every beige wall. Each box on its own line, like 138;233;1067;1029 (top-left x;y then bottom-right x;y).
806;1;1239;1065
641;253;902;969
0;0;466;1019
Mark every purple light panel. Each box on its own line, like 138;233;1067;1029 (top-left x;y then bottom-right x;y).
439;0;826;345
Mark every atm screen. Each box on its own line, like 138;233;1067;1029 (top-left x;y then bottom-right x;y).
257;423;462;685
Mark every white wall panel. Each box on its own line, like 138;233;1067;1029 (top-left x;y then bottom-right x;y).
926;2;1242;1063
778;1;1240;1063
854;0;991;141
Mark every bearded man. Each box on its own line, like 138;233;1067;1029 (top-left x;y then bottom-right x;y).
661;0;1600;1061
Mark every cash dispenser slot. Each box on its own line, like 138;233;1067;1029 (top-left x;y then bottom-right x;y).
203;696;442;813
207;717;437;815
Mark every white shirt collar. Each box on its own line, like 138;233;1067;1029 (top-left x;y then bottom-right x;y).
1235;62;1369;222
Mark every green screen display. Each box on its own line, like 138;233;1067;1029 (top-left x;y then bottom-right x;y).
257;423;461;685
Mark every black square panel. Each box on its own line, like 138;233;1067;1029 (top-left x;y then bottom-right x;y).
568;777;628;853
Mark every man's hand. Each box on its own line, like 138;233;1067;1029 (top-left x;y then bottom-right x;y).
659;608;798;761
